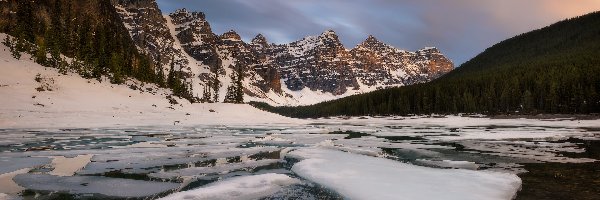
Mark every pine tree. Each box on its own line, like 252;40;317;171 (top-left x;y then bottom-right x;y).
167;64;179;94
224;71;235;103
2;36;10;48
155;64;166;87
211;71;221;103
224;85;236;103
3;36;20;60
202;84;212;103
234;66;245;103
522;90;534;113
15;0;34;42
109;53;124;84
34;38;48;66
224;68;245;104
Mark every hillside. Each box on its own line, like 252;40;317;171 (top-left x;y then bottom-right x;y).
0;34;301;129
253;11;600;118
0;0;165;85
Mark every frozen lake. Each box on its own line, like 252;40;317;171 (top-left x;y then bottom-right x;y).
0;116;598;200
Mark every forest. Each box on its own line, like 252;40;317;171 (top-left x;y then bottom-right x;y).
252;11;600;118
0;0;198;101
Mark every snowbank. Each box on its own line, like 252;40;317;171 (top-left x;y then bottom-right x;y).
288;148;522;200
0;34;303;129
158;173;299;200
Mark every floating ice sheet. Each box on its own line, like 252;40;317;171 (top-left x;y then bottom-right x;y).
0;157;50;174
289;148;522;200
149;159;281;179
415;159;479;170
13;174;179;198
159;173;299;200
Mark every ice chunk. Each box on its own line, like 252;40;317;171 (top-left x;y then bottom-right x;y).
48;154;93;176
13;174;179;198
159;173;300;200
78;146;280;175
415;159;479;170
0;157;50;174
289;148;521;200
149;159;281;179
0;168;30;195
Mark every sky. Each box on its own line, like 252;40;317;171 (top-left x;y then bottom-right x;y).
156;0;600;65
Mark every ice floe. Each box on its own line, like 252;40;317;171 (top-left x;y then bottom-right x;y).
0;157;50;174
289;148;522;200
48;154;93;176
13;174;179;198
159;173;299;200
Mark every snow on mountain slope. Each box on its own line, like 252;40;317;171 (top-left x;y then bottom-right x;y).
163;14;212;97
0;34;301;129
111;2;454;106
112;1;210;99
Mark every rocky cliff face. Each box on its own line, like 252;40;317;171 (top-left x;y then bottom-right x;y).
110;2;454;105
350;35;454;87
254;30;454;97
262;30;358;95
112;0;173;67
167;8;218;73
111;0;197;84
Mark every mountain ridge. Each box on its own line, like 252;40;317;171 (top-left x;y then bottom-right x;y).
113;3;454;105
252;11;600;117
0;0;454;106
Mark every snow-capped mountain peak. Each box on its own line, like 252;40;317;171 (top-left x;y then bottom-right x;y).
355;34;392;52
221;30;242;41
251;34;269;48
321;29;337;38
110;0;454;106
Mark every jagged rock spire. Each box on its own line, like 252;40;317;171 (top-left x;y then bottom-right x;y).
221;30;241;41
251;34;269;48
355;34;389;52
365;35;378;42
320;29;338;40
172;8;206;20
322;29;336;36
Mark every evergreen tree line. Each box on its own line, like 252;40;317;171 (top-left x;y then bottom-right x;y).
0;0;196;102
223;65;245;104
251;12;600;118
166;62;198;102
200;67;223;103
204;66;224;103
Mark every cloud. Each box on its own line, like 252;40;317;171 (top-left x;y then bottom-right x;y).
156;0;600;65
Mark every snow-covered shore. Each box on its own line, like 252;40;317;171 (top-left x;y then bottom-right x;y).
0;35;302;129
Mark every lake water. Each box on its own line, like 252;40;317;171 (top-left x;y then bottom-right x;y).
0;116;598;199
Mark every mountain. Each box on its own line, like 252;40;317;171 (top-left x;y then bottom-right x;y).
109;3;453;105
253;11;600;117
0;33;299;128
0;0;453;106
350;35;452;88
257;30;454;98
